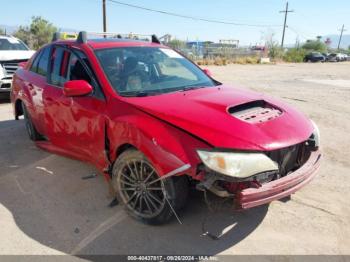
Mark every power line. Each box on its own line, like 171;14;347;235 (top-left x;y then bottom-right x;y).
279;1;294;48
107;0;282;28
287;25;312;40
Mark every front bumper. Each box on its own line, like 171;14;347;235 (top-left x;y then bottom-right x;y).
0;78;12;92
236;149;321;209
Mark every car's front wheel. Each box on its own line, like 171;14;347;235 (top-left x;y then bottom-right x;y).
112;149;189;225
22;103;41;141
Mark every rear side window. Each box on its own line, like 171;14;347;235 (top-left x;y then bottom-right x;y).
30;51;42;73
37;47;51;76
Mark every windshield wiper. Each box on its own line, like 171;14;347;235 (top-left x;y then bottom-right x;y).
179;86;206;92
120;91;160;97
135;91;153;97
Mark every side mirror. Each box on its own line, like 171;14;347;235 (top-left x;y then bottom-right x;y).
63;80;93;97
202;68;212;77
18;61;27;68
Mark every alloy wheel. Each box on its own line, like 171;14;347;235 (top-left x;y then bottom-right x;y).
116;160;167;219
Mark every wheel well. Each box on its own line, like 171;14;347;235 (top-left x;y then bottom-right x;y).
15;99;23;120
116;143;136;158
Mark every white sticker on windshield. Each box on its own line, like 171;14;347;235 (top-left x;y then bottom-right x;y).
7;38;20;44
160;48;184;59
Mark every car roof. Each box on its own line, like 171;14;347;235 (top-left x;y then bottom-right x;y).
0;35;19;40
54;38;165;50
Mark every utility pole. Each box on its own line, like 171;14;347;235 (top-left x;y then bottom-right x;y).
295;37;300;50
279;2;294;48
337;24;346;50
103;0;107;36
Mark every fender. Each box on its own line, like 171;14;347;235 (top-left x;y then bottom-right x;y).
107;104;211;178
12;70;35;119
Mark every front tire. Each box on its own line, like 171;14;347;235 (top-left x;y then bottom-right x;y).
22;103;41;141
112;149;189;225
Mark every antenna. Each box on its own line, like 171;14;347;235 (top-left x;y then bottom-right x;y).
77;31;87;44
52;32;61;42
151;34;160;44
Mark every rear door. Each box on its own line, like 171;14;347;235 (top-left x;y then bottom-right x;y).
24;46;50;134
43;45;107;164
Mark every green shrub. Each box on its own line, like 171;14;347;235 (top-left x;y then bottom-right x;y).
196;56;260;65
302;40;327;52
246;56;260;64
267;41;283;60
229;56;260;64
283;48;307;63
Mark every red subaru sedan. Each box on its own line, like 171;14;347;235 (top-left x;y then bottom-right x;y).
11;32;321;224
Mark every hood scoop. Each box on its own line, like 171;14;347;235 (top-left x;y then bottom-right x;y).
228;100;282;124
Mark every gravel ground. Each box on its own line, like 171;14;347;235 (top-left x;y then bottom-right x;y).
0;62;349;258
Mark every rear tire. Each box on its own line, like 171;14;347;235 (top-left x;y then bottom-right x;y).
112;149;189;225
22;103;41;141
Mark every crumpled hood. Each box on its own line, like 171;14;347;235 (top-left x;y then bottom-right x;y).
122;85;314;151
0;50;35;61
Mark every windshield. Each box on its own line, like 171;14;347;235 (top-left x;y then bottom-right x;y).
0;38;29;51
95;47;216;96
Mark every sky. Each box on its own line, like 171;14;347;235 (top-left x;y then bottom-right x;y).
1;0;349;46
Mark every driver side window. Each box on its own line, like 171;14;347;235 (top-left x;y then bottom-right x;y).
49;47;68;86
49;46;104;99
68;53;92;84
50;47;92;87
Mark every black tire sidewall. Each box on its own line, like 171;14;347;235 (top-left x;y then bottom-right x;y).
112;149;182;225
22;103;37;141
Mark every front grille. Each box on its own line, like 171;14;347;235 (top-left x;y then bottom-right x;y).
0;83;11;89
267;142;311;177
1;59;28;78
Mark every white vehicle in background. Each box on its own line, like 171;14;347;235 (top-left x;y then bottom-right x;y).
327;53;343;62
0;35;35;95
338;53;345;61
337;53;348;61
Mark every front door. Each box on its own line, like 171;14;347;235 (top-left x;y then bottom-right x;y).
43;45;107;166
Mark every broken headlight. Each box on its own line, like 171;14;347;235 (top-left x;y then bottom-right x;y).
310;120;320;148
197;150;278;179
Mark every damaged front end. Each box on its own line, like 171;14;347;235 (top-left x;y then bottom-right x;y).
196;126;321;210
